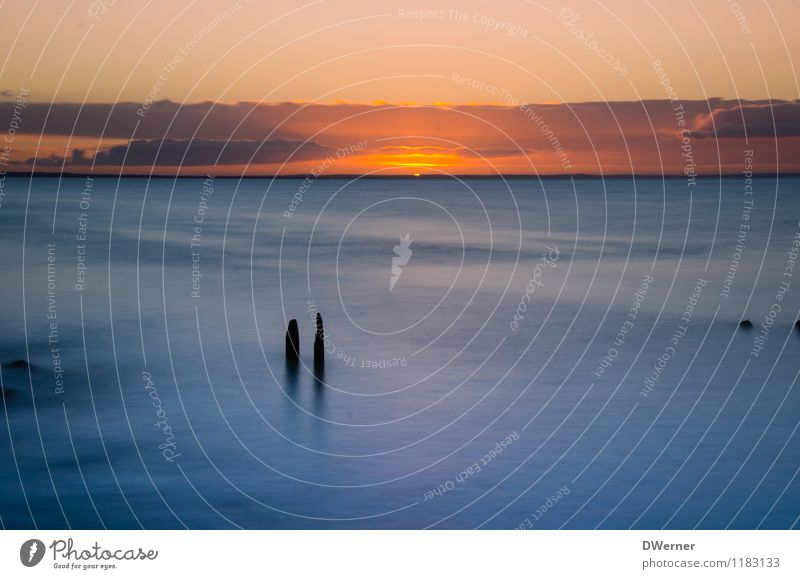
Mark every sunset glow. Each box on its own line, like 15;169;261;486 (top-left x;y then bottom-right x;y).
0;0;796;176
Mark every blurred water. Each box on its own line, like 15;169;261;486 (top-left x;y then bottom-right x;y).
0;175;798;529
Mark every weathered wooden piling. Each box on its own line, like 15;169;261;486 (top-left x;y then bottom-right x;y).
285;319;299;363
314;313;325;368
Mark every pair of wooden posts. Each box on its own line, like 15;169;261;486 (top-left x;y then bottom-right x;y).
285;313;324;368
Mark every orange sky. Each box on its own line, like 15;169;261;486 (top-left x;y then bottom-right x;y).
0;0;797;175
2;99;797;175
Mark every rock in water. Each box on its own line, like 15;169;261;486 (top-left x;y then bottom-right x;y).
285;319;300;363
0;386;17;401
740;320;753;328
795;320;800;332
314;313;325;368
2;359;31;370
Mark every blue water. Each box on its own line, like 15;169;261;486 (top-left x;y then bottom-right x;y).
0;175;798;529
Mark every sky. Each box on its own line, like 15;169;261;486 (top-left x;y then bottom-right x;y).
0;0;797;175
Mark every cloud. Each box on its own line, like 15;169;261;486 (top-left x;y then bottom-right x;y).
8;98;800;174
26;153;70;168
0;98;725;142
375;144;530;158
26;138;335;168
693;102;800;138
0;100;289;140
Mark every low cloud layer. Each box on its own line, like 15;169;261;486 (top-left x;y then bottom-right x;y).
693;102;800;138
26;138;333;168
3;98;798;174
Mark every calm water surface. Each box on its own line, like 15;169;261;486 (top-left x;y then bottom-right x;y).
0;175;798;529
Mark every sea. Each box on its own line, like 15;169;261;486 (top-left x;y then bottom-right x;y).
0;174;798;529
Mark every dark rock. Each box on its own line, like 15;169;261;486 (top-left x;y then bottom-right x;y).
0;387;16;401
739;320;753;328
314;313;325;369
285;319;300;363
795;320;800;332
2;359;31;370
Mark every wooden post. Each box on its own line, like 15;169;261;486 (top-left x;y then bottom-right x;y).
286;319;299;363
314;313;325;369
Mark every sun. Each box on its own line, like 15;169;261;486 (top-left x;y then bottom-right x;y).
413;173;421;177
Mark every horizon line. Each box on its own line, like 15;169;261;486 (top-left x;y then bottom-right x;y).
2;171;797;180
